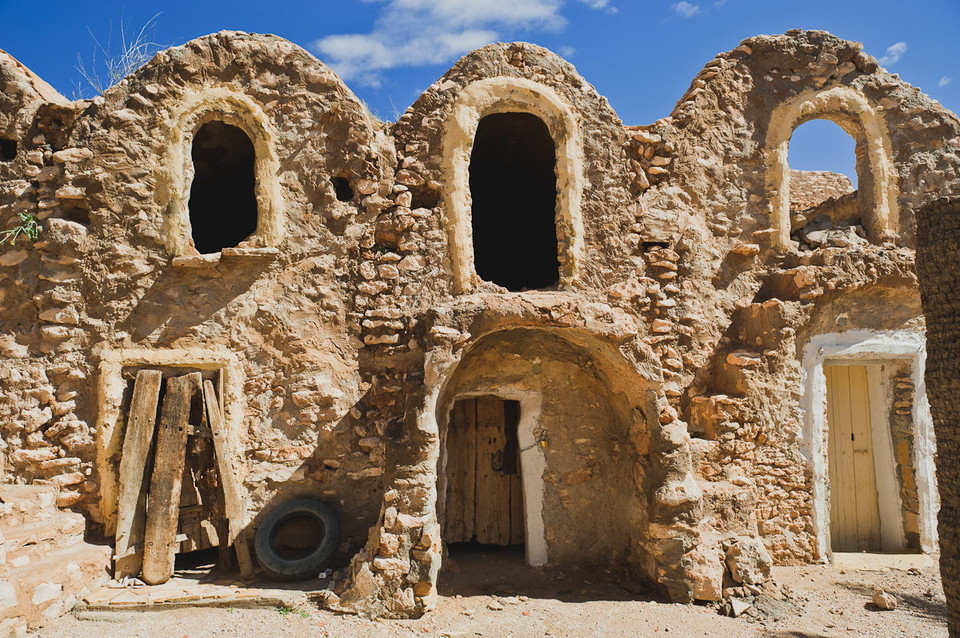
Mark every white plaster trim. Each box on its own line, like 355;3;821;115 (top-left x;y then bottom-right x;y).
764;86;899;248
95;346;248;539
800;330;939;560
441;77;585;292
158;88;284;256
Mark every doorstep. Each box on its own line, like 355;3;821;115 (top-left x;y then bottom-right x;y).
832;552;935;571
75;575;329;614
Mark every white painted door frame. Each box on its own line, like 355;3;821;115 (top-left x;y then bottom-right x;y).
801;330;939;560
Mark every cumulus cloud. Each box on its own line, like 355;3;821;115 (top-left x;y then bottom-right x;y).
672;1;701;18
314;0;610;86
878;41;908;66
939;76;953;88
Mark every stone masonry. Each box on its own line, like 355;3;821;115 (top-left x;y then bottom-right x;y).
1;28;959;627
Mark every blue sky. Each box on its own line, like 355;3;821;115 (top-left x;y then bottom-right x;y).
2;0;958;181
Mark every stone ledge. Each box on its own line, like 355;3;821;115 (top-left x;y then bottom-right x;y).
170;247;279;269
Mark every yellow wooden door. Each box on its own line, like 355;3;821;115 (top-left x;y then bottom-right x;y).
444;398;524;546
826;365;882;552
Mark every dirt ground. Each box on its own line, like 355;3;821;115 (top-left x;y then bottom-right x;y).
38;546;947;638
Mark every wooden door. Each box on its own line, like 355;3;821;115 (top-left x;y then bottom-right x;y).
826;365;882;552
444;397;524;546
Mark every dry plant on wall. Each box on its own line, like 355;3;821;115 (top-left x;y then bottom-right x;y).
73;13;166;98
0;213;40;246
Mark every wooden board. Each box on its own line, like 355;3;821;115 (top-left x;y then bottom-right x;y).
506;401;524;545
444;400;477;543
474;397;512;545
826;366;882;552
203;379;254;579
113;369;162;578
142;372;200;585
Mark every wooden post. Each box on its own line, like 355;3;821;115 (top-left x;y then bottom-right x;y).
141;373;200;585
203;379;254;579
113;369;162;579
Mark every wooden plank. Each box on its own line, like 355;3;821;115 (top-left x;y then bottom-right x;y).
177;462;203;553
142;373;200;585
444;401;470;543
114;369;162;579
826;367;843;552
203;379;253;579
475;397;511;545
827;366;855;551
505;401;524;546
839;367;858;551
848;366;882;551
463;400;477;542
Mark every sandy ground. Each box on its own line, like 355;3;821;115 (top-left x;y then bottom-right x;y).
38;546;946;638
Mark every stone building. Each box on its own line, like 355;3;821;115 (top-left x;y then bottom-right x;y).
1;28;959;629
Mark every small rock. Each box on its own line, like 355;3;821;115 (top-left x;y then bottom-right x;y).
487;600;504;611
729;597;752;617
872;589;897;610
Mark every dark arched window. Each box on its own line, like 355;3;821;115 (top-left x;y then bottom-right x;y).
188;121;258;254
470;113;559;291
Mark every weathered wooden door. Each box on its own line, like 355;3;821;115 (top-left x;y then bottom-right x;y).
444;397;524;546
826;365;882;552
114;370;248;584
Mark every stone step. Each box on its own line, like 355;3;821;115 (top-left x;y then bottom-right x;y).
0;540;112;635
0;485;60;529
1;512;86;567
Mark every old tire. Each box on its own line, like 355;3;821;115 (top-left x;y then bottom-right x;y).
254;498;339;581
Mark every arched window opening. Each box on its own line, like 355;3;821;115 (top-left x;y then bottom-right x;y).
470;112;559;291
787;119;863;250
188;121;258;254
0;138;16;161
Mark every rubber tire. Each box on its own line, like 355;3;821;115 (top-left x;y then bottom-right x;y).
253;498;340;581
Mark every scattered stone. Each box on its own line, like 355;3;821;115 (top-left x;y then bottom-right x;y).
872;589;897;610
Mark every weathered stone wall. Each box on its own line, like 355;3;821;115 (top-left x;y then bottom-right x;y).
1;28;958;621
916;197;960;636
789;170;854;214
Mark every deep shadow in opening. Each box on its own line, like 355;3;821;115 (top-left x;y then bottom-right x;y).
439;542;646;602
470;112;559;291
331;176;354;202
61;205;91;226
174;546;224;573
189;121;258;254
0;138;16;161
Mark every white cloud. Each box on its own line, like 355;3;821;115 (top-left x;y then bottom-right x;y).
579;0;619;12
314;0;570;85
559;45;576;58
715;0;727;6
939;76;953;88
878;41;908;66
672;1;701;18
